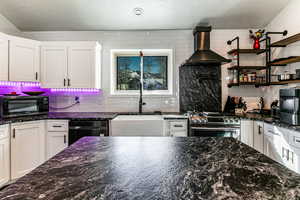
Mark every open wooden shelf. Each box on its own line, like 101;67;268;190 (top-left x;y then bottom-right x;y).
227;65;267;70
269;56;300;66
271;33;300;47
228;82;262;87
227;49;266;55
270;79;300;85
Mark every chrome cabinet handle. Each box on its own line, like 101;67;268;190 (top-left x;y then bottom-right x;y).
12;128;16;138
64;79;66;86
35;72;38;80
64;135;66;144
53;125;62;128
68;79;71;86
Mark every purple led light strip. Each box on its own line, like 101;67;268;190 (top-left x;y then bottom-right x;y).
0;81;100;93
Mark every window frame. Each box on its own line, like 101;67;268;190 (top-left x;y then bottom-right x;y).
110;49;173;96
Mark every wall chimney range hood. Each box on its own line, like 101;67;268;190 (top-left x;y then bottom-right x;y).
184;26;231;66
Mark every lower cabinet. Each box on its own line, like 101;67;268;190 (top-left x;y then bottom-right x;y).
0;124;10;188
10;121;46;180
164;120;188;137
240;120;254;147
263;123;284;164
253;121;264;153
46;120;68;160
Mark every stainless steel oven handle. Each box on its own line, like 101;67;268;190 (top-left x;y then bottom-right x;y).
191;127;239;131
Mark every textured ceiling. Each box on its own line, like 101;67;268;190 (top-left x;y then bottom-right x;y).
0;0;291;31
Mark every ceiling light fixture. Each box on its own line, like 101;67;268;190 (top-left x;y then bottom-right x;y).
133;7;144;16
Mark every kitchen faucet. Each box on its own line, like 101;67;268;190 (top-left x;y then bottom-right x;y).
139;82;146;114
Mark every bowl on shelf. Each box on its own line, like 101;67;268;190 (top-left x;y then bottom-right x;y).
22;91;45;96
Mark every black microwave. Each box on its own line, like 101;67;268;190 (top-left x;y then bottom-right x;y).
0;96;49;118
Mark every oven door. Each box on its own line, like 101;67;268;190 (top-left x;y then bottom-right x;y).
190;127;240;139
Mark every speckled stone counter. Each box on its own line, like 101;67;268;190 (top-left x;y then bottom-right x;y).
1;137;300;200
236;113;300;132
0;112;118;125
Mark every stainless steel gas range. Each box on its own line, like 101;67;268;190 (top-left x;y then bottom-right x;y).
187;112;241;139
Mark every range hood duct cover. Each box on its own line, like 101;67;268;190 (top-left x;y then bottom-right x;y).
184;26;231;66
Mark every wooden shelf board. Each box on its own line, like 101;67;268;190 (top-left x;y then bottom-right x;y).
227;49;266;55
228;82;262;87
270;80;300;85
227;65;267;70
269;56;300;66
271;33;300;47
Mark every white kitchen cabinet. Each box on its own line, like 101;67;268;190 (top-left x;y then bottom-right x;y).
0;33;8;81
253;121;264;153
9;36;40;82
164;119;188;137
263;123;284;164
0;124;10;188
46;120;68;160
240;120;254;147
68;45;101;88
10;121;46;180
41;46;68;88
41;42;101;89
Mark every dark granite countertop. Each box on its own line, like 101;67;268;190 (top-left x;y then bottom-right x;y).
0;112;186;125
235;113;300;132
0;112;119;125
1;137;300;200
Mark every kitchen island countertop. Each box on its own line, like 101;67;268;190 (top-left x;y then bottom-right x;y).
0;137;300;200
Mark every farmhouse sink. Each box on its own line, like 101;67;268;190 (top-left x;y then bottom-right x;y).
111;115;164;136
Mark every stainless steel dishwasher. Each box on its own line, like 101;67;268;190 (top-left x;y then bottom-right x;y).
68;120;109;145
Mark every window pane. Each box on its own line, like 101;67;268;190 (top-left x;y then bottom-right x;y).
117;56;141;90
143;56;168;90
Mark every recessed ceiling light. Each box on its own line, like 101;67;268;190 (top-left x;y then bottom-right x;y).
133;7;144;16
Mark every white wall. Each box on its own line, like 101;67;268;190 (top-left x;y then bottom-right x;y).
23;29;263;112
261;0;300;107
0;13;21;35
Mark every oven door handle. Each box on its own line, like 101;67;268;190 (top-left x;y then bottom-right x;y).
191;127;239;131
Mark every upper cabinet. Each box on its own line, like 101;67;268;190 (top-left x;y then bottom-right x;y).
0;33;8;81
41;42;101;89
8;36;40;82
41;46;68;88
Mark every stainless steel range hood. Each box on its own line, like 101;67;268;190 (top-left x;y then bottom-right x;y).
184;26;231;66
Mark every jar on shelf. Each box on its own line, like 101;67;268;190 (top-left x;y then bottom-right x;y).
244;73;248;82
233;70;238;83
240;74;244;82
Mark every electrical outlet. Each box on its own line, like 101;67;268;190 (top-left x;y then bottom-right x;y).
75;96;80;103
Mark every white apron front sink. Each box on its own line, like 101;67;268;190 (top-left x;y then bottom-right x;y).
111;115;164;136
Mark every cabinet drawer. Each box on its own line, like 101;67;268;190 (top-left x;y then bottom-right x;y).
0;124;9;140
47;120;68;132
169;121;187;131
171;131;187;137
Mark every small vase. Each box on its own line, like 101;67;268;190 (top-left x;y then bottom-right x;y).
253;39;260;49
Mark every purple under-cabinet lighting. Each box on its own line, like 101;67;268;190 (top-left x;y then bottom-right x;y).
50;88;100;92
0;81;100;95
0;81;40;87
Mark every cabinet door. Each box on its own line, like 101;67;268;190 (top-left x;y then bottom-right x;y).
67;46;96;88
253;121;264;153
11;121;46;180
0;34;8;81
41;46;68;88
240;120;254;147
46;132;68;160
0;125;10;188
9;38;40;82
263;124;283;164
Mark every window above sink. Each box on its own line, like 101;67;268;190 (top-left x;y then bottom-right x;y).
110;49;173;96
